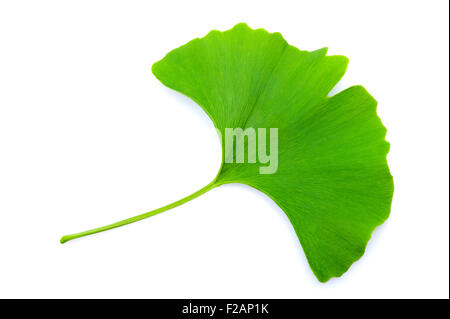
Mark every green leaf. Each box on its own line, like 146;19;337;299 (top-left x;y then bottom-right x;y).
61;23;393;283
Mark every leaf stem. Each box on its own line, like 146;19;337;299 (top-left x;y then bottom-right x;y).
60;181;219;244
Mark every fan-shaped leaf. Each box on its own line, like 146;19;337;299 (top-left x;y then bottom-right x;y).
61;23;394;282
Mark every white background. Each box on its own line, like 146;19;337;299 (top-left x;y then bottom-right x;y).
0;0;448;299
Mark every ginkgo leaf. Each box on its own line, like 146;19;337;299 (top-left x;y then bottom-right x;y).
60;23;394;283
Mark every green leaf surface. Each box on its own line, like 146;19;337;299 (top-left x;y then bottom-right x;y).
61;23;393;283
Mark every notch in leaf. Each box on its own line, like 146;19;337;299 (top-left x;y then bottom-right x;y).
60;23;394;282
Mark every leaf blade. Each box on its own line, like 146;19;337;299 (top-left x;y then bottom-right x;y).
152;23;394;282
